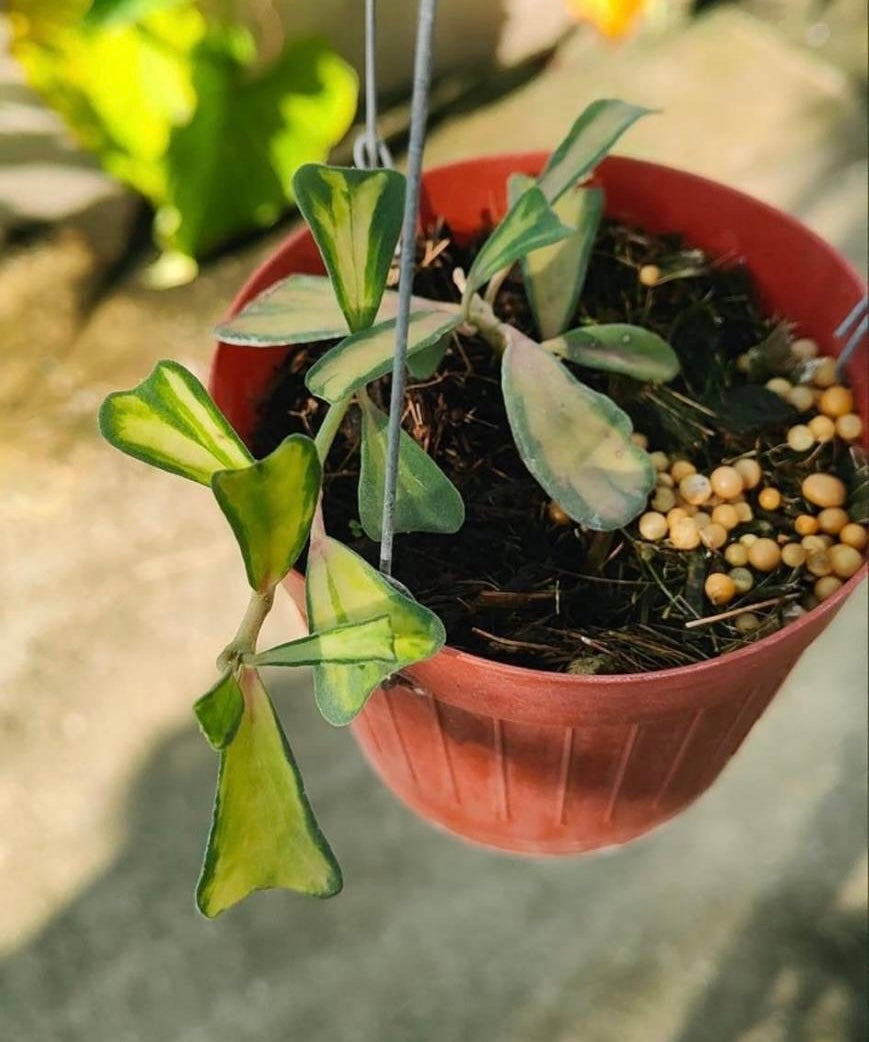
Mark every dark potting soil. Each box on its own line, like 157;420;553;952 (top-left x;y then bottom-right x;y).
253;219;864;674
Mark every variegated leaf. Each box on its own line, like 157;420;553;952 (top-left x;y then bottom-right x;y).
306;515;445;725
252;616;395;667
357;393;464;540
464;185;572;300
406;332;450;379
509;173;604;340
545;324;680;382
537;99;653;204
305;311;461;404
194;672;244;752
196;667;341;918
292;164;405;332
211;434;320;593
214;275;352;347
99;360;252;484
502;336;655;529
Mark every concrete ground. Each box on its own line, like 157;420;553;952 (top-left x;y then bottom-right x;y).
0;4;866;1040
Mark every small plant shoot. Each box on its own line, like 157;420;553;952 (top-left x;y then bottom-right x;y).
101;99;687;913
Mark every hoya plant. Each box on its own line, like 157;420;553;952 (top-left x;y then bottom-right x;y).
100;98;681;916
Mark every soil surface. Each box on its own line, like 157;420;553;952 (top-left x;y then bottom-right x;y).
254;219;862;673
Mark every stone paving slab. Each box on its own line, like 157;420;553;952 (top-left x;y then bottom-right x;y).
0;7;866;1041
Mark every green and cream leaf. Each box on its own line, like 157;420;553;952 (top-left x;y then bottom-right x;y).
214;275;352;347
196;667;341;918
545;324;680;382
537;99;653;204
211;434;321;593
357;393;464;540
509;173;604;340
502;336;655;530
305;310;461;404
306;515;445;725
464;185;572;301
252;616;395;668
292;164;405;332
99;360;252;484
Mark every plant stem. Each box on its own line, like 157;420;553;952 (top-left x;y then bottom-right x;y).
217;588;274;672
314;397;352;464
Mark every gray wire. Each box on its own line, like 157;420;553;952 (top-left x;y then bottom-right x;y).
352;0;394;170
379;0;438;576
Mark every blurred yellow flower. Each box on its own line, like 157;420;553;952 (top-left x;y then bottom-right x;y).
566;0;648;38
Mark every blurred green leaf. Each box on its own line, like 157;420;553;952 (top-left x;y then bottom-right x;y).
545;324;680;382
165;37;358;260
99;360;252;484
306;310;461;404
465;185;571;300
538;99;653;204
196;667;341;917
252;616;395;668
293;165;405;332
306;515;445;725
509;174;604;340
211;435;321;593
83;0;181;28
502;336;654;529
358;393;464;540
11;4;357;266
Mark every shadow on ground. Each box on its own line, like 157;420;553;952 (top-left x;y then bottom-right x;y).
1;673;865;1042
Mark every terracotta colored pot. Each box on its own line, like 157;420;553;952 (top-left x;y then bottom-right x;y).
211;155;866;855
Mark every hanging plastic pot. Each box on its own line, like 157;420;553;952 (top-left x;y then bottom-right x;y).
211;154;866;854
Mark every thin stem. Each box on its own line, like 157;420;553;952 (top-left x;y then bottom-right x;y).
379;0;438;577
314;397;352;464
217;589;274;672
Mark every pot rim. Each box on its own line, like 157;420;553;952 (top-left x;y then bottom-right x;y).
213;152;867;689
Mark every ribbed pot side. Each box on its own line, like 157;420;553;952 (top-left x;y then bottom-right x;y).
212;154;866;855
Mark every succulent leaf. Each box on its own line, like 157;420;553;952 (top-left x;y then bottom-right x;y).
253;616;395;668
464;185;572;300
509;173;604;340
357;394;465;540
98;359;252;484
502;336;655;529
292;164;405;332
305;311;461;404
305;515;445;725
196;667;342;917
214;275;352;347
537;99;653;204
194;671;244;751
545;324;680;382
211;434;320;593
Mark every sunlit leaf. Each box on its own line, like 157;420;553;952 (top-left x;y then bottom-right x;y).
165;37;357;260
502;336;654;529
196;667;341;917
211;435;321;593
99;360;252;484
465;185;572;300
293;165;405;333
357;394;465;540
252;616;395;668
194;672;243;751
306;515;445;725
509;173;604;339
306;311;461;404
11;6;357;264
83;0;181;28
545;324;680;382
537;99;653;204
